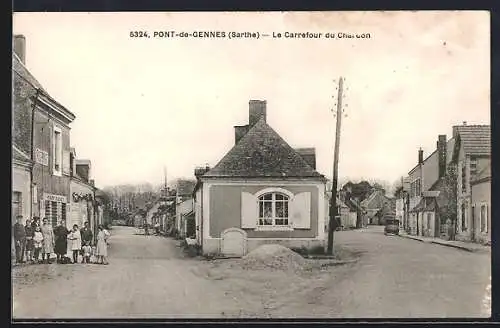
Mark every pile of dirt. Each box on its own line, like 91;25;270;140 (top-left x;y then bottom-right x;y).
241;244;308;271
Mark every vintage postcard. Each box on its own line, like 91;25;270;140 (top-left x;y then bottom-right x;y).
12;11;490;319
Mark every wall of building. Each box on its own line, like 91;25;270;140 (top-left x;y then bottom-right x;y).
208;184;320;239
12;165;31;224
69;179;95;231
471;179;491;244
32;109;72;225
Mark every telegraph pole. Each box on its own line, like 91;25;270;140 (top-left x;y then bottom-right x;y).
164;166;168;196
327;76;344;255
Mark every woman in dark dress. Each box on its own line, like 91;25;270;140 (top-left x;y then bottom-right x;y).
53;219;69;263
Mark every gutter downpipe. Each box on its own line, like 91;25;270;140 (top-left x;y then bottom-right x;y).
30;89;41;220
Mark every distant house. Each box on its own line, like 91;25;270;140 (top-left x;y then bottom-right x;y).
193;100;327;257
175;179;196;237
451;123;491;243
361;188;388;225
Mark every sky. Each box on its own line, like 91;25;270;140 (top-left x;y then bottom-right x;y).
12;11;490;189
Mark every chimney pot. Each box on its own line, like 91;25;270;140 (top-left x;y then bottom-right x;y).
13;35;26;64
248;100;267;127
463;121;467;126
438;135;447;178
418;148;424;164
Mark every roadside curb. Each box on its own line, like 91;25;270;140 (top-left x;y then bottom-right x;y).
398;234;489;253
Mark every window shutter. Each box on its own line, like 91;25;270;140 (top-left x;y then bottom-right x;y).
291;192;311;229
485;205;489;233
241;192;257;228
62;151;70;175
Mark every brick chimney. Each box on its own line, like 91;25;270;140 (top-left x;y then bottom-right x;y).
418;148;423;164
234;125;249;144
437;135;447;178
295;148;316;169
13;35;26;64
248;100;266;127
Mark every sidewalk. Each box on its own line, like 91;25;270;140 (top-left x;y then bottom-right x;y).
398;232;491;253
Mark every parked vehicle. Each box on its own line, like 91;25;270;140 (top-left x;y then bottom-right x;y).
384;219;400;235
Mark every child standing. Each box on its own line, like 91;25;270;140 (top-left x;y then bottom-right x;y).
67;225;82;264
81;241;92;264
33;226;44;263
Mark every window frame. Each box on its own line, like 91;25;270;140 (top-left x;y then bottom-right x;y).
480;203;488;233
52;125;63;176
254;188;294;231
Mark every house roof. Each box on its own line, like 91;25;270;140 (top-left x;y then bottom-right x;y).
13;53;46;92
408;137;456;175
360;189;387;209
454;125;491;156
203;118;324;179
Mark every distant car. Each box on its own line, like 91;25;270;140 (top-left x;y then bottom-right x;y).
384;219;400;235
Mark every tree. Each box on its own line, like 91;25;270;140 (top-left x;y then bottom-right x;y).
442;163;458;240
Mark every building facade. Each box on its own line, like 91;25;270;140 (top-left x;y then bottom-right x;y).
13;35;76;228
452;123;491;243
194;100;327;256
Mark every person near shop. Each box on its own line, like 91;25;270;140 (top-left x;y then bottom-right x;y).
80;222;93;262
67;224;82;264
54;219;70;263
96;225;110;265
13;215;26;264
33;226;44;263
24;218;35;263
41;218;55;264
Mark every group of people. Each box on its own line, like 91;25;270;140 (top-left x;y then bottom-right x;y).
13;216;110;265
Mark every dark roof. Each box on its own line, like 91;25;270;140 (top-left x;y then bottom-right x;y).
177;179;196;195
454;125;490;156
12;145;32;163
203;118;324;179
13;53;46;92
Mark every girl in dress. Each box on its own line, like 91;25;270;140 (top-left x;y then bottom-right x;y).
24;218;35;263
96;225;110;265
40;218;54;264
67;224;82;264
33;226;44;263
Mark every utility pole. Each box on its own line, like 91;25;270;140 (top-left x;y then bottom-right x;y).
164;166;168;196
327;76;345;255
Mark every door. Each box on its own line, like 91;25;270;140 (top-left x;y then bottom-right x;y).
221;228;247;257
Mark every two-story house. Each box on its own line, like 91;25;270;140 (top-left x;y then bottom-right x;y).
69;150;97;232
405;134;455;237
13;35;76;228
193;100;327;257
451;123;491;243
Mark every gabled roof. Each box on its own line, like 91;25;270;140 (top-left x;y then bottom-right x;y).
360;189;387;209
203;118;324;179
13;53;46;92
454;125;490;156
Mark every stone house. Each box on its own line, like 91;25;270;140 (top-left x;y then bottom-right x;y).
452;123;491;243
405;134;455;236
361;188;388;225
193;100;327;257
175;179;196;236
470;164;491;245
13;35;76;228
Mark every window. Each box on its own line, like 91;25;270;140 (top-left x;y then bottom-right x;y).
12;192;22;224
53;126;62;176
480;204;488;233
415;179;421;196
470;158;478;175
427;213;432;230
258;192;289;226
